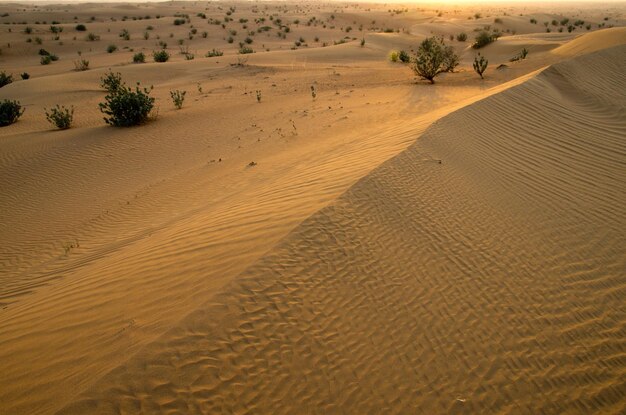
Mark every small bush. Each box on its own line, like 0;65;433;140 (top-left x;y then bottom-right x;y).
107;44;117;53
0;71;13;88
239;46;254;54
389;50;399;62
456;32;467;42
100;70;123;93
119;28;130;40
0;99;24;127
153;49;170;62
86;33;100;41
74;59;89;71
411;37;459;84
75;24;87;31
205;48;223;57
170;89;186;109
41;55;52;65
473;31;496;49
24;26;33;34
99;83;155;127
398;50;410;63
473;53;488;79
173;18;186;26
38;48;50;56
45;104;74;129
21;72;30;80
133;52;145;63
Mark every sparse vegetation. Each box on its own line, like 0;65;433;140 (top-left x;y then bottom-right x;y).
205;48;223;57
107;44;117;53
473;53;488;79
456;32;467;42
473;31;496;49
45;104;74;129
0;99;24;127
239;46;254;54
100;70;123;94
0;71;13;88
411;37;459;84
170;89;186;109
74;59;89;71
20;72;30;80
75;24;87;31
256;90;262;103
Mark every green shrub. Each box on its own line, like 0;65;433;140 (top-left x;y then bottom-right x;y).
239;46;254;54
119;28;130;40
41;55;52;65
38;48;50;56
0;99;24;126
173;18;186;25
389;50;399;62
456;32;467;42
472;53;488;79
411;37;459;84
472;31;496;49
153;49;169;62
398;50;410;63
100;70;123;93
99;83;155;127
205;48;223;57
45;104;74;129
107;44;117;53
86;33;100;41
24;26;33;34
170;89;186;109
75;24;87;31
133;52;145;63
0;71;13;88
20;72;30;80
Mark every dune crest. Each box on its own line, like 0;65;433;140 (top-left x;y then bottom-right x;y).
58;45;626;415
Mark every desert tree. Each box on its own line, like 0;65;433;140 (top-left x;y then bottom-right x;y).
411;36;459;84
473;53;488;79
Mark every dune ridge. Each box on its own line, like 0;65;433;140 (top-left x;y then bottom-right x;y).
57;44;626;414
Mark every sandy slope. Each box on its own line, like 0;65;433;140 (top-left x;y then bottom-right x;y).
56;43;626;414
1;2;626;414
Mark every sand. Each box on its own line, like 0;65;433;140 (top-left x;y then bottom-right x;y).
1;2;625;414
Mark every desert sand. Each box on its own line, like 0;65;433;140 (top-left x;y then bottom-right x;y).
1;1;625;414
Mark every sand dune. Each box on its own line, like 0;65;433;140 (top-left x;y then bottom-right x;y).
1;2;625;414
55;44;626;414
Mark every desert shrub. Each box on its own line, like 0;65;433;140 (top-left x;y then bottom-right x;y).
205;48;223;57
398;50;410;63
473;31;496;49
100;70;123;93
86;33;100;41
74;59;89;71
411;37;459;84
45;104;74;129
494;18;503;24
245;37;253;44
456;32;467;42
41;55;52;65
389;51;399;62
133;52;145;63
153;49;169;62
473;53;488;79
510;48;529;62
184;52;194;60
0;71;13;88
560;18;569;26
530;18;537;24
20;72;30;80
170;89;186;109
75;24;87;31
107;44;117;53
119;28;130;40
0;99;24;126
173;18;186;26
99;83;155;127
38;48;50;56
24;26;33;34
239;46;254;54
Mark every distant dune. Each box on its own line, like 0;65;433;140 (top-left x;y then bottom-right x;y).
57;44;626;415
